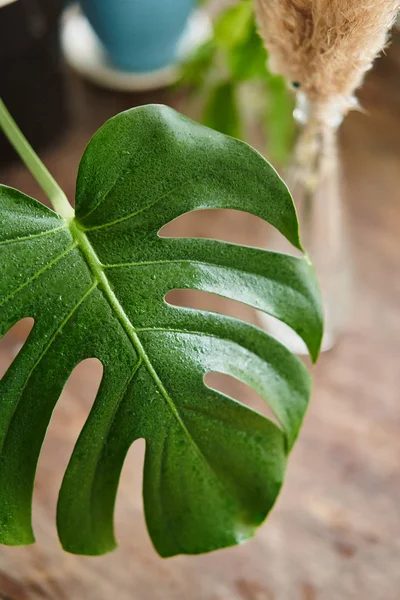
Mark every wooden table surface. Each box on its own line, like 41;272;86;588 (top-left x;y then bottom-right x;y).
0;33;399;600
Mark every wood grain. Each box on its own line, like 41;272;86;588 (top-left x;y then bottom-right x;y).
0;33;399;600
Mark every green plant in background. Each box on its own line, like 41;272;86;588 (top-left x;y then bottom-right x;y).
0;99;322;557
181;0;295;165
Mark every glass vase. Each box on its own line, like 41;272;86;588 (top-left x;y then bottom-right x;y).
259;93;351;354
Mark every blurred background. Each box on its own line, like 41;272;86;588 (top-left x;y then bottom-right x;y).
0;1;399;598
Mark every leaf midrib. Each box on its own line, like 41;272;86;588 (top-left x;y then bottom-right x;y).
69;218;204;457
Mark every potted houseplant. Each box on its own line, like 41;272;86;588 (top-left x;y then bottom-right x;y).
0;97;322;556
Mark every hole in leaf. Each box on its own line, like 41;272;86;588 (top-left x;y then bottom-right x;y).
165;289;259;326
204;372;279;427
159;208;275;248
259;313;309;357
0;317;34;379
33;358;104;518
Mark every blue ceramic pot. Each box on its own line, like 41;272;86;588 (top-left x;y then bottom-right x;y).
80;0;196;72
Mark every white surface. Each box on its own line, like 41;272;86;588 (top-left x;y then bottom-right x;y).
61;5;212;92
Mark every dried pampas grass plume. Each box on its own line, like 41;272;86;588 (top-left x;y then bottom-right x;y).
254;0;399;112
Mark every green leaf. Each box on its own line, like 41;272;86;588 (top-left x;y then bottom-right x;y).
214;0;253;50
203;80;242;139
227;19;268;81
263;74;295;165
0;105;322;557
179;39;217;88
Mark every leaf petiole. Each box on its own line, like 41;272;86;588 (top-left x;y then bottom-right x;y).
0;97;74;219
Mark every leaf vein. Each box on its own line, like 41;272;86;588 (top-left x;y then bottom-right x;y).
0;224;67;247
0;242;78;308
136;326;226;339
78;147;153;222
81;180;191;233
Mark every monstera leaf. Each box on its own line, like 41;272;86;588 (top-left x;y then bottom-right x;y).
0;105;322;557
